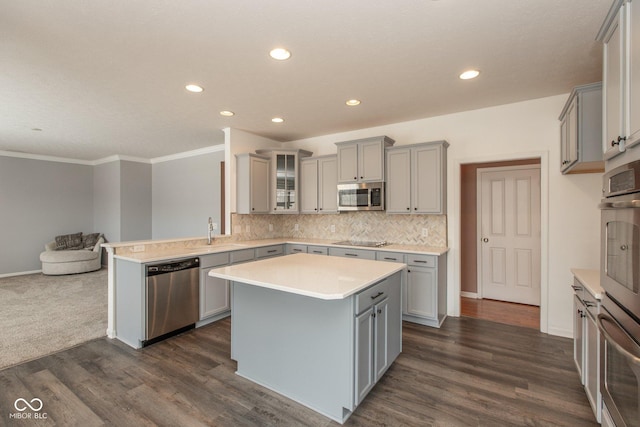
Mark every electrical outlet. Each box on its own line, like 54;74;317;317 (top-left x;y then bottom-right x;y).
269;223;273;232
132;245;145;253
294;224;299;231
245;225;251;233
330;225;336;233
421;228;429;238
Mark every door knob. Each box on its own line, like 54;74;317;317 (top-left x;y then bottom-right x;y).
482;238;489;243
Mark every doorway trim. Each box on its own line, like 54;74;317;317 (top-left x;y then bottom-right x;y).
449;150;549;333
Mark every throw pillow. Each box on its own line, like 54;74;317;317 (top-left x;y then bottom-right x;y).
55;232;83;250
82;233;102;249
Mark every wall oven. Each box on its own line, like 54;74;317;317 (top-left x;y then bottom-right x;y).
599;160;640;427
337;182;384;211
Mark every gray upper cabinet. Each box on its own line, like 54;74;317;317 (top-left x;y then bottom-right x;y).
598;0;640;162
256;149;312;214
386;141;448;214
558;82;603;174
336;136;395;183
236;153;270;214
300;155;338;214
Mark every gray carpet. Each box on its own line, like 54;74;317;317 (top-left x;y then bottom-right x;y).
0;268;107;370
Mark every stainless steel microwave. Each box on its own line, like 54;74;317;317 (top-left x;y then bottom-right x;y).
337;182;384;211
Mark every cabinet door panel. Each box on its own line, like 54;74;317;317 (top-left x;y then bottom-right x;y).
318;156;338;213
337;144;358;183
355;308;374;405
300;159;318;213
627;0;640;148
386;149;411;213
603;7;623;158
200;269;230;320
566;98;578;167
413;145;442;214
251;157;270;213
573;295;584;383
359;140;384;182
374;298;389;381
406;267;437;319
585;312;601;422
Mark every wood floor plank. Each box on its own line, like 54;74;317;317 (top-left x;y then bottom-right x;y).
0;316;597;426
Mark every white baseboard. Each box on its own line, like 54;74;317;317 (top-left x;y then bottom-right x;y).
547;326;573;339
460;291;479;299
0;269;42;278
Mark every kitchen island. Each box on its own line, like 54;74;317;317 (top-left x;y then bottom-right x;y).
208;253;405;424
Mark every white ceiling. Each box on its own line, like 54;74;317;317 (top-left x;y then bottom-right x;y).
0;0;611;161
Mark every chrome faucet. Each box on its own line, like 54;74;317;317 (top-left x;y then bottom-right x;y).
207;217;214;245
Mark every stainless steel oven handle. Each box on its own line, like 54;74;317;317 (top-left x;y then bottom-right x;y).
598;199;640;209
597;314;640;366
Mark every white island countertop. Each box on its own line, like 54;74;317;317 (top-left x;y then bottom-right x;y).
571;268;603;300
209;253;406;300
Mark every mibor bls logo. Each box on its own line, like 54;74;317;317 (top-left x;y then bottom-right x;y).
10;397;47;420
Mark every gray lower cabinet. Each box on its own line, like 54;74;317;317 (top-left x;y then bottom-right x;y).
571;277;601;423
375;250;447;328
308;245;328;255
355;296;390;405
404;253;447;328
231;271;402;423
199;253;231;323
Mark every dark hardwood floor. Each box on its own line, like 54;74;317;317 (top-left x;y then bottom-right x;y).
0;317;595;426
461;297;540;330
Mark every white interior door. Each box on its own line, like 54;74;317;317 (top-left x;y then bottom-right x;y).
478;166;541;306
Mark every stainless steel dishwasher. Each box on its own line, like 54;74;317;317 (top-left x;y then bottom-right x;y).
145;257;199;346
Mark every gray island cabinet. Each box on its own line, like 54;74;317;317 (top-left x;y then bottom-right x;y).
208;253;404;424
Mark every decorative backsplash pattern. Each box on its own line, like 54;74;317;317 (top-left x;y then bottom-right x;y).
231;212;447;247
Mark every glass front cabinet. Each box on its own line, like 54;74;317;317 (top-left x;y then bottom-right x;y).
256;149;313;213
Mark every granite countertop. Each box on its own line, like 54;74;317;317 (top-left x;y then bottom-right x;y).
571;268;603;300
108;237;449;263
208;253;406;300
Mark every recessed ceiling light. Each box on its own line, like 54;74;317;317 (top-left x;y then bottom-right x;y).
345;99;361;106
185;84;204;93
271;117;284;123
269;48;291;60
219;110;235;117
459;70;480;80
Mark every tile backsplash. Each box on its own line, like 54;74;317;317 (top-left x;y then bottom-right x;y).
231;212;447;247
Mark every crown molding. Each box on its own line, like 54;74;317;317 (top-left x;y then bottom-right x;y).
0;150;93;165
0;144;225;166
150;144;225;164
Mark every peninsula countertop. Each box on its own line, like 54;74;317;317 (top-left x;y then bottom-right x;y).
208;253;406;300
106;237;449;263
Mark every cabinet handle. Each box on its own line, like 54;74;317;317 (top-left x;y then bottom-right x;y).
482;238;489;243
611;136;626;147
377;308;382;314
383;257;398;261
360;176;363;179
252;208;255;211
267;249;277;253
371;312;376;318
371;291;384;300
353;176;357;180
312;250;323;254
406;207;410;211
345;253;358;257
414;207;417;210
319;208;322;211
413;260;428;264
584;301;596;308
571;285;582;291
